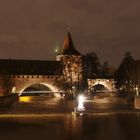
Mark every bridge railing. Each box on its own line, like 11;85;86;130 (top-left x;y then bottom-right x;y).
18;91;65;96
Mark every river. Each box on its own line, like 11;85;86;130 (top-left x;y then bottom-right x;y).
0;96;140;140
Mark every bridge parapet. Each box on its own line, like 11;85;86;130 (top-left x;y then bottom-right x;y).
88;78;116;93
13;75;60;94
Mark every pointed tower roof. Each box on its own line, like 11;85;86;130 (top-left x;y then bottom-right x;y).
61;32;81;55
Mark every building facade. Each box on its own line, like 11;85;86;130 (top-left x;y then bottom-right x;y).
0;32;84;96
0;32;116;96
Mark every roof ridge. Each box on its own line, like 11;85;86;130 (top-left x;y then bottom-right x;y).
61;32;81;55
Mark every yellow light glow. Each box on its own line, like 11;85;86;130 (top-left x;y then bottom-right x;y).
19;97;32;103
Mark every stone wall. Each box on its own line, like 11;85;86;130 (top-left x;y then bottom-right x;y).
0;75;61;96
56;55;83;83
88;79;116;93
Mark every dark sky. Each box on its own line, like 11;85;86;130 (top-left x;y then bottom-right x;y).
0;0;140;66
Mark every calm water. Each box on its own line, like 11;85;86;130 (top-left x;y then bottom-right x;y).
0;113;140;140
0;96;140;140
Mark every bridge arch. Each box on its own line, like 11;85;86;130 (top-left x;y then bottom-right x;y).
20;83;56;94
92;84;110;92
12;75;61;97
19;83;61;97
88;79;116;93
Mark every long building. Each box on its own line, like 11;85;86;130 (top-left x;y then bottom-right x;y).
0;32;116;96
0;32;84;96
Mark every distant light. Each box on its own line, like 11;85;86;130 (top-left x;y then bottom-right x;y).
54;45;60;54
55;48;58;53
80;113;83;116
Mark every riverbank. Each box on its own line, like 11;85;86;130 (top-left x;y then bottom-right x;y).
0;94;19;107
0;96;139;115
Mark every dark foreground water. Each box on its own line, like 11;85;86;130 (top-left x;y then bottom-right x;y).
0;96;140;140
0;113;140;140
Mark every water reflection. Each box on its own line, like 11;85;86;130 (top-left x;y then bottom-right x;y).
19;96;32;103
77;95;85;111
77;100;85;111
0;114;140;140
71;113;82;134
1;95;140;140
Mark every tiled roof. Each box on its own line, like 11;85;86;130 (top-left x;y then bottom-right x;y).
0;59;62;75
61;32;81;55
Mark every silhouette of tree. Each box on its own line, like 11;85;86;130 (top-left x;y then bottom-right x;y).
0;75;14;95
101;61;116;78
115;52;140;96
101;61;110;78
82;52;101;79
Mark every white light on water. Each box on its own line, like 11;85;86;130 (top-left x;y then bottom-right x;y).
77;95;85;111
78;95;85;102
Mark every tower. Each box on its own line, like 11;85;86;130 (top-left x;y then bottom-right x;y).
56;32;83;94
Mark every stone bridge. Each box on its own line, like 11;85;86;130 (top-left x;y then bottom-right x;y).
88;79;116;93
11;75;61;97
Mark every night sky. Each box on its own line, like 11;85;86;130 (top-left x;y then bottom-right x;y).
0;0;140;66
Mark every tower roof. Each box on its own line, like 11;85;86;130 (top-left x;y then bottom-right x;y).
61;32;81;55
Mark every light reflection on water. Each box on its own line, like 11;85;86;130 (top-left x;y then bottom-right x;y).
1;96;140;140
19;96;33;103
77;100;85;111
0;113;140;140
